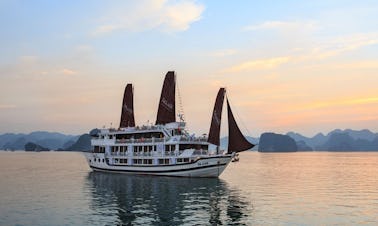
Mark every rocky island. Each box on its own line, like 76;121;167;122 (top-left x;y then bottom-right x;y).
258;133;298;152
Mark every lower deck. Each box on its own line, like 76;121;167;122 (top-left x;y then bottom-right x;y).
84;153;233;177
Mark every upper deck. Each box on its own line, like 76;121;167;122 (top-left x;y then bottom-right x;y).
92;121;209;146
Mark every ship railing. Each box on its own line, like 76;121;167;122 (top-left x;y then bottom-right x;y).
116;138;166;144
110;151;128;156
180;137;208;142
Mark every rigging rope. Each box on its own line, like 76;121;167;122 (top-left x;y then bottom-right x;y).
226;93;253;138
176;75;189;130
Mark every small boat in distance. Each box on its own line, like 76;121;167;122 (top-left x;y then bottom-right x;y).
84;71;254;177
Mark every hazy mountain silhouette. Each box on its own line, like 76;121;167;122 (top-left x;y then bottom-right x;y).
258;133;297;152
287;129;378;151
1;128;377;152
65;134;92;152
296;140;313;151
24;142;49;152
0;131;78;151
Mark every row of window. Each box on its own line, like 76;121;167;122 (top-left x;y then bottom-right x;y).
97;144;208;153
111;158;192;165
177;158;190;163
93;146;105;153
91;158;104;163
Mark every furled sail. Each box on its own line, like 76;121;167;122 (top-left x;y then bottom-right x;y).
156;71;176;125
120;84;135;128
208;88;226;146
227;99;255;153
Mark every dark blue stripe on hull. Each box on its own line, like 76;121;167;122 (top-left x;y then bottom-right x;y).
90;163;227;174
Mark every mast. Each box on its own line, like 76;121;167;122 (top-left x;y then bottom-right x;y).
227;98;255;153
207;88;226;146
119;83;135;128
156;71;176;125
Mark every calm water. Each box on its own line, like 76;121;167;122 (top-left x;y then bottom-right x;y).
0;152;377;225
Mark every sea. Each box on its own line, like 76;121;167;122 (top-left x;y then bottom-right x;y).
0;151;377;226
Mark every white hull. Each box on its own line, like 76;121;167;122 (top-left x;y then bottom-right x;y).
84;153;232;178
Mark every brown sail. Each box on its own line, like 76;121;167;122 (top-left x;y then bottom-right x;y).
227;98;254;153
120;83;135;128
207;88;226;146
156;71;176;125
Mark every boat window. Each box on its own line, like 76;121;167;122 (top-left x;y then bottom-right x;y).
165;145;176;152
158;159;170;165
143;159;153;165
116;132;164;140
179;144;206;151
177;158;190;164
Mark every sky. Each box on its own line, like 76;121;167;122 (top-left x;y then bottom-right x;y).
1;0;378;137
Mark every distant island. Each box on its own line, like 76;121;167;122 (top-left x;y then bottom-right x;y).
0;128;377;152
258;133;297;152
0;130;95;152
219;129;378;152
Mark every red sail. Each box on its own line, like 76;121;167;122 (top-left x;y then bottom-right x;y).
119;84;135;128
207;88;226;146
227;98;255;153
156;71;176;125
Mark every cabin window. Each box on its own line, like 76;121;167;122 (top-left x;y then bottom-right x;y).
158;159;170;165
133;159;143;164
177;158;190;163
179;144;207;151
165;145;176;152
143;159;153;165
116;132;164;140
94;146;106;153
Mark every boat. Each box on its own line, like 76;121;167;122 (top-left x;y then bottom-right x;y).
84;71;254;177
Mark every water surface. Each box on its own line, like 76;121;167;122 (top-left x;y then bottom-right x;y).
0;151;377;225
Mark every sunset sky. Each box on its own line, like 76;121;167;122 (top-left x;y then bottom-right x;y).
1;0;378;137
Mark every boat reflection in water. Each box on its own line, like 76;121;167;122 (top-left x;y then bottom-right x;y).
86;172;252;225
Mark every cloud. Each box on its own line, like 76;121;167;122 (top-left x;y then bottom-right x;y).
93;0;204;35
225;57;290;73
61;68;77;75
244;20;317;32
210;49;237;57
225;32;378;73
301;97;378;110
306;34;378;60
